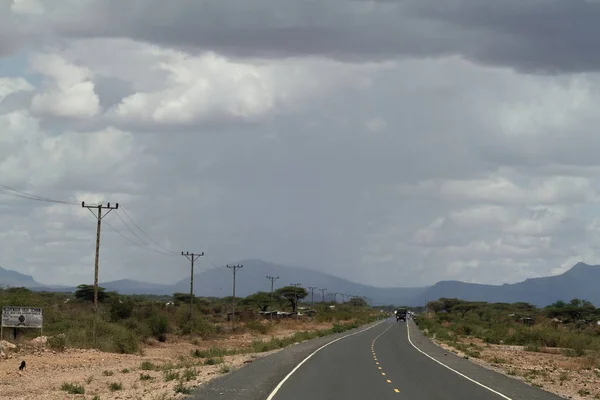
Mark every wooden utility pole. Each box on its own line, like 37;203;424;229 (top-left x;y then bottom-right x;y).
227;264;243;329
181;251;204;320
290;282;301;316
308;286;317;304
330;292;338;303
319;288;327;303
82;201;118;346
266;275;279;300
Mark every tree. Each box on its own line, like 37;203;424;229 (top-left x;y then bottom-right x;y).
348;296;368;308
276;286;308;312
426;300;444;313
74;284;109;303
242;292;273;312
173;292;194;304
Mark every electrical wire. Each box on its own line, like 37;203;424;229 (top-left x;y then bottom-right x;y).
112;211;175;256
119;207;179;255
0;182;214;261
0;183;80;205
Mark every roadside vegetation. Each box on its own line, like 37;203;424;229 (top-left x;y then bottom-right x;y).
416;298;600;355
0;284;383;355
414;297;600;399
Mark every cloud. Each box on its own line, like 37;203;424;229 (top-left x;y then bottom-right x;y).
29;53;100;118
16;0;599;74
3;2;600;291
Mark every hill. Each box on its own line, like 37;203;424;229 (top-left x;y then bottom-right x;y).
3;260;600;307
0;265;40;287
411;262;600;307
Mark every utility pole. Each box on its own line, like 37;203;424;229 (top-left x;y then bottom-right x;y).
308;286;317;304
266;275;279;300
319;288;327;303
330;292;338;303
290;282;301;314
228;264;243;329
181;251;204;320
82;201;118;346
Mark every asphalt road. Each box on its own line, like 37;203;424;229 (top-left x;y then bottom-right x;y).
191;318;566;400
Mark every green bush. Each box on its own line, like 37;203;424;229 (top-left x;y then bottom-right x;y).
148;315;169;342
47;334;66;351
109;298;134;321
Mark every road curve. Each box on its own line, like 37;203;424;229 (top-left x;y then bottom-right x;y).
191;318;565;400
266;318;564;400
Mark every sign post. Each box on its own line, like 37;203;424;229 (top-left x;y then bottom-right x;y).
1;307;44;353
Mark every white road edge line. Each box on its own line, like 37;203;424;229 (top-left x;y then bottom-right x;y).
265;318;388;400
406;321;513;400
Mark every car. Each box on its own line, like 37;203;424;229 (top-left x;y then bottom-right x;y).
395;308;407;322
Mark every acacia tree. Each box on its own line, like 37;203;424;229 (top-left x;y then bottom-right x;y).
276;286;308;312
74;284;110;303
242;292;273;312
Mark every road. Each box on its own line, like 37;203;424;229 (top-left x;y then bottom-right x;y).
265;318;564;400
191;318;565;400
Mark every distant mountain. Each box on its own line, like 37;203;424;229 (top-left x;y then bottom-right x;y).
412;262;600;307
170;259;425;305
100;279;174;295
3;260;600;307
0;266;40;288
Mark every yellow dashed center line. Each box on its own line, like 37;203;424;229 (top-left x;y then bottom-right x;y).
372;323;400;394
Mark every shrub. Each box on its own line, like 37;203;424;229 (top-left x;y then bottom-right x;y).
60;383;85;394
109;298;134;321
148;315;169;342
47;334;66;351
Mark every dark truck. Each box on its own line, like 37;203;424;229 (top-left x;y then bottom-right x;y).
395;308;407;322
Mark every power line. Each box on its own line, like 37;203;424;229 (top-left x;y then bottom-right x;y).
112;211;174;256
103;220;173;256
119;207;178;255
0;183;80;205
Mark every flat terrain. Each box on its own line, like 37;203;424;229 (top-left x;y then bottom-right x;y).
0;320;333;399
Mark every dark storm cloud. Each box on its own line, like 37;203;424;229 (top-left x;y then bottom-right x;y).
48;0;600;72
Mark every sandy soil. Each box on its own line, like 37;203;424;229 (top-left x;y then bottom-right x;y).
0;319;335;399
431;336;600;400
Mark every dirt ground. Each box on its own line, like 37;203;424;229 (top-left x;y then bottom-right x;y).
0;320;335;400
431;336;600;400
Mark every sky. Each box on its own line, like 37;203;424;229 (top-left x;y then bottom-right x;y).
2;0;600;288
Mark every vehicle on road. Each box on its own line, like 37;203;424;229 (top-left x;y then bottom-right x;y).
395;307;407;322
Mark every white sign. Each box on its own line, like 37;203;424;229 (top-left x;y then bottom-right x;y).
1;306;43;328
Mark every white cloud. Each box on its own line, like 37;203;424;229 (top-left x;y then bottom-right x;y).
10;0;45;15
0;77;34;103
30;53;100;118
